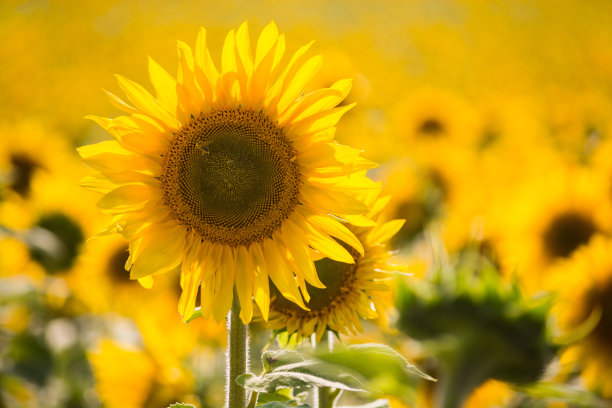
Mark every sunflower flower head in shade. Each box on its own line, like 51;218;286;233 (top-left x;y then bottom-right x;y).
549;235;612;399
396;250;558;408
265;186;405;343
79;22;378;324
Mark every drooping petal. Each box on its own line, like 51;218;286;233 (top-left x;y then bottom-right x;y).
129;222;186;279
235;245;254;323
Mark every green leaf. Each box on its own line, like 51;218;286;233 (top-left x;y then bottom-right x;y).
262;348;304;372
519;382;612;408
237;360;366;394
315;343;434;400
167;403;196;408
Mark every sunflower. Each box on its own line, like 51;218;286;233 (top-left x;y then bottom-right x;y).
264;188;404;342
492;162;612;293
79;22;377;324
549;235;612;398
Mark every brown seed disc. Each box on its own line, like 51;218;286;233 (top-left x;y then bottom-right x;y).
160;108;301;247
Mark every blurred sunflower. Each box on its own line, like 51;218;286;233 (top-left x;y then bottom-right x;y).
493;163;612;293
265;188;405;342
464;379;514;408
88;290;226;408
549;236;612;398
80;21;378;324
378;159;442;249
390;87;483;157
0;121;100;278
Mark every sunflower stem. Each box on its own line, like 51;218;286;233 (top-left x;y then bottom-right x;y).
316;331;341;408
227;288;249;408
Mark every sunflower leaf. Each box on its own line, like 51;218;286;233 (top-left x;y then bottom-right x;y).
262;348;304;372
314;343;434;401
258;403;312;408
167;403;196;408
237;360;367;394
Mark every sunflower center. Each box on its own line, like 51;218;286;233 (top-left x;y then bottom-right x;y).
107;245;133;284
542;212;597;258
579;276;612;350
418;118;444;136
9;153;40;197
160;108;301;247
271;246;360;316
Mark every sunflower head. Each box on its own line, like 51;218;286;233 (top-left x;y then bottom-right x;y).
265;188;405;342
550;236;612;398
80;22;378;324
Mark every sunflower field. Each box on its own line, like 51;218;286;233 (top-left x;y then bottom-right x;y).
2;1;612;408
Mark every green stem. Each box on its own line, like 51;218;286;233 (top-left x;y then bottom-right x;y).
316;331;341;408
247;391;259;408
227;288;249;408
435;343;493;408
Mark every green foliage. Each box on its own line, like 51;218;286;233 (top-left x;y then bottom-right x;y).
255;389;308;406
28;212;84;273
396;261;558;385
513;382;612;408
315;343;434;401
166;404;196;408
237;361;366;394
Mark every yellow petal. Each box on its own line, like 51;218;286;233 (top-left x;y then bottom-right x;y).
281;219;325;288
234;21;253;99
178;239;203;320
147;56;178;116
288;103;355;139
255;21;279;66
265;40;313;114
129;222;185;279
277;54;322;115
298;208;364;255
177;40;204;110
103;89;139;114
367;219;406;246
138;276;154;289
279;78;352;125
194;26;218;102
115;74;180;129
300;184;368;215
235;246;254;324
213;247;236;322
97;185;152;214
294;214;355;264
251;243;270;321
222;29;237;74
262;238;309;310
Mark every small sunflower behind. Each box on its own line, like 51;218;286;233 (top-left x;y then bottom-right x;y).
264;187;405;343
549;235;612;399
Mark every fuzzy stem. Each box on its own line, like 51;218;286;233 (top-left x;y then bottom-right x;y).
227;288;249;408
317;331;341;408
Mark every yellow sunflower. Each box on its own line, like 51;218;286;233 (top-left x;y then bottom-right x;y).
549;235;612;398
265;187;404;341
492;162;612;293
79;22;377;324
